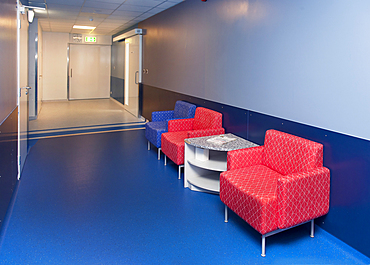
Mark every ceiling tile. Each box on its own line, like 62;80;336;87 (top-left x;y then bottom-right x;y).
35;0;187;35
117;4;150;12
88;0;124;3
83;1;121;10
157;1;179;9
111;10;141;17
79;12;110;19
123;0;163;8
81;7;115;15
45;0;84;6
46;3;82;11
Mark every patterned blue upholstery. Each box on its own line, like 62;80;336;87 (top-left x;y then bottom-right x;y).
145;101;196;148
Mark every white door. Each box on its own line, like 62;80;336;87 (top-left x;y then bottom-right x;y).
69;44;111;100
18;3;30;178
124;35;142;117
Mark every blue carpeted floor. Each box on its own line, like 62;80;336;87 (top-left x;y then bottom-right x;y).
0;129;369;264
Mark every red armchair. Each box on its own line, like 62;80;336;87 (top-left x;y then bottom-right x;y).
220;129;330;256
161;107;225;179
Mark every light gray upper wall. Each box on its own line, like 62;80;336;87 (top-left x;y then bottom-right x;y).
0;0;17;123
140;0;370;140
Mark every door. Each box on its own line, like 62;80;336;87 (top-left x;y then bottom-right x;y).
69;44;111;100
124;35;142;117
18;3;30;178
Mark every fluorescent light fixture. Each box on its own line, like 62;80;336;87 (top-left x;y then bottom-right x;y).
73;25;96;30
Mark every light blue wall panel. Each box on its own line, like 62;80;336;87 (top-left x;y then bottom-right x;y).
140;0;370;140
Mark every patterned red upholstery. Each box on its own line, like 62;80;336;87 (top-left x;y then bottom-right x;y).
263;130;324;175
161;131;188;165
220;129;330;235
167;118;194;132
161;107;225;166
193;107;223;130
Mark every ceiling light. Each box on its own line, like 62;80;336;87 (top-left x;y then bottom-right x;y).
73;25;96;30
28;10;34;23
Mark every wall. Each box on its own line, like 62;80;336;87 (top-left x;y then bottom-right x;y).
141;0;370;141
68;34;112;45
42;32;69;100
41;33;112;101
139;0;370;258
0;0;17;122
0;0;18;229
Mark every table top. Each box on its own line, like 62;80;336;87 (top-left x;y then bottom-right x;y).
185;133;259;152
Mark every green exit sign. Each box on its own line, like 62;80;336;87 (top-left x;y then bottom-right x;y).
85;36;96;43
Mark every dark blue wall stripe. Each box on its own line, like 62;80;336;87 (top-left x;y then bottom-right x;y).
142;84;370;258
0;108;18;230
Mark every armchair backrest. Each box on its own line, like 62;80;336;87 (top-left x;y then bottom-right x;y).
263;130;324;175
193;107;223;130
173;101;196;119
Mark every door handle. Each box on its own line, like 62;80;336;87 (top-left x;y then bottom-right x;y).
71;68;73;78
135;71;139;84
20;86;31;95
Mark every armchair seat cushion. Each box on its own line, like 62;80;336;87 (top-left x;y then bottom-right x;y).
220;165;283;235
145;121;167;148
161;131;188;165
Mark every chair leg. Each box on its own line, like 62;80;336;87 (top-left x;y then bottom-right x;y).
310;219;315;238
178;165;184;179
164;155;167;166
224;205;228;223
158;148;161;160
261;235;266;257
148;141;150;151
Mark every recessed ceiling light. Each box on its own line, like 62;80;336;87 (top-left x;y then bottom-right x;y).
73;25;96;30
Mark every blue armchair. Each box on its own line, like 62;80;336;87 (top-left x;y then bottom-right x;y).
145;101;196;160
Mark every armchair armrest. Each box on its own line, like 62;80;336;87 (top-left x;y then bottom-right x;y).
167;118;194;132
227;146;264;171
187;128;225;138
152;110;174;122
277;167;330;229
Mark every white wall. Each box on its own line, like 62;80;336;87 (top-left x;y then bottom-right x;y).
42;32;69;101
42;32;112;101
69;34;112;45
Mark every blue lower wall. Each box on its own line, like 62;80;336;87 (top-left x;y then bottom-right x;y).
110;76;124;105
0;108;18;230
142;84;370;258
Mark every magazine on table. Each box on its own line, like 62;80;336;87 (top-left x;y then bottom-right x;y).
206;135;236;145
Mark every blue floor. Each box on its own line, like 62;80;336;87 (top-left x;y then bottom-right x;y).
0;129;369;264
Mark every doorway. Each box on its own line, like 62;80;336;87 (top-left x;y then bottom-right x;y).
68;44;111;100
124;34;142;117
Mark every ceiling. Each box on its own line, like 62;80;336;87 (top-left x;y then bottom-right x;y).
23;0;184;36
